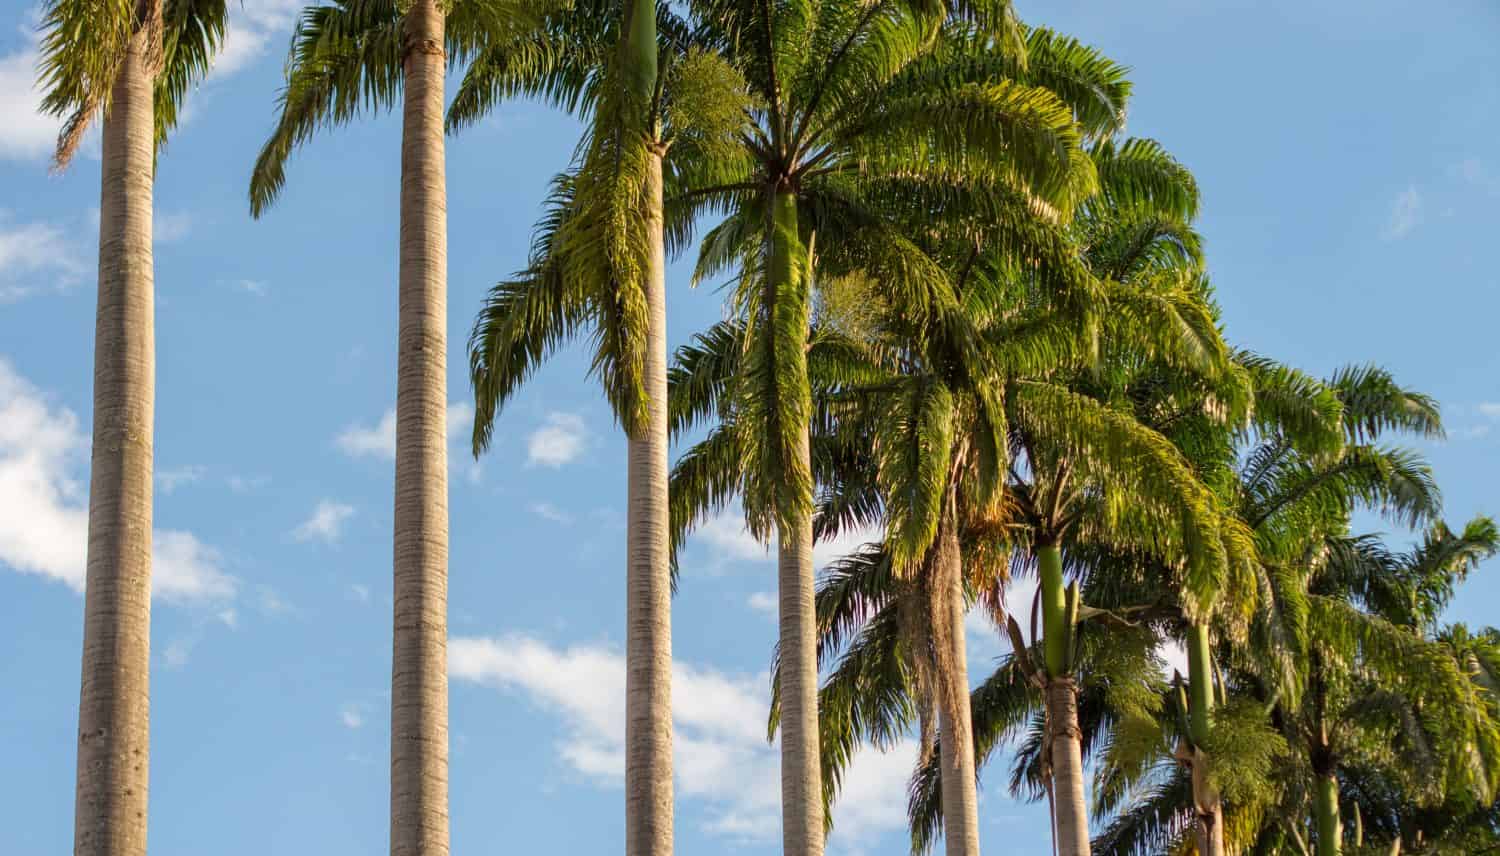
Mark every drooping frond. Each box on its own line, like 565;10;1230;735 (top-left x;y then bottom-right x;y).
155;0;227;151
37;0;144;169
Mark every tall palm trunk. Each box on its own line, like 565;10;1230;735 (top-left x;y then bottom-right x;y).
1186;622;1224;856
74;15;157;856
934;517;981;856
1046;678;1089;856
390;3;449;854
1038;544;1090;856
770;187;824;856
624;143;673;856
1313;773;1341;856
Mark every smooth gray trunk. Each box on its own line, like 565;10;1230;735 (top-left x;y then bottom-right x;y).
624;148;673;856
74;19;157;856
390;3;450;854
778;428;823;856
935;520;980;856
1047;679;1090;856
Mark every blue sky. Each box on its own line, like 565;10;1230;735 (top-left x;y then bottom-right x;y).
0;0;1496;853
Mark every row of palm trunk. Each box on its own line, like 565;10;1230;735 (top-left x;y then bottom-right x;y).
53;0;1181;855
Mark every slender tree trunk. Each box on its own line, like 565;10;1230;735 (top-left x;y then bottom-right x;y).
1186;622;1223;856
390;4;449;854
1046;679;1090;856
1037;545;1090;856
770;188;824;856
74;17;157;856
1313;773;1341;856
624;146;673;856
933;519;980;856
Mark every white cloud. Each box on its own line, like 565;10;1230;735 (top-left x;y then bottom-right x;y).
528;502;573;524
154;211;194;244
227;473;270;493
0;215;87;301
1479;403;1500;419
337;402;477;462
692;513;769;564
747;591;776;616
450;634;916;847
1454;158;1499;194
162;637;195;669
157;465;206;494
340;703;366;729
0;31;62;162
1382;185;1422;239
230;279;268;297
213;0;304;77
684;513;882;573
293;500;355;543
527;412;588;468
348;583;371;604
0;359;235;602
0;2;301;164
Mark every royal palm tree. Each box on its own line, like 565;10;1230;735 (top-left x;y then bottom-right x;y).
457;3;750;852
664;7;1107;847
1092;367;1500;856
247;2;544;851
37;2;228;853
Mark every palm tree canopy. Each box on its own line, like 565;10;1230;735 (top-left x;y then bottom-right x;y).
38;0;231;168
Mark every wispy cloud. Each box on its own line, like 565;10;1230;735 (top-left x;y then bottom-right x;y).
154;211;194;244
293;500;355;543
337;402;477;463
528;502;573;524
0;359;236;602
230;279;268;297
746;591;776;616
339;703;366;730
526;412;588;468
227;474;270;493
157;465;207;495
0;20;62;162
450;634;916;846
0;214;87;301
1382;185;1422;240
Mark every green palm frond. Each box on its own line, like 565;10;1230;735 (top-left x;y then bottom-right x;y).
1330;363;1444;444
1086;136;1200;223
155;0;227;150
248;0;404;216
875;376;955;573
37;0;141;169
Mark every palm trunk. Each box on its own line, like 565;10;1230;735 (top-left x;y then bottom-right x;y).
934;518;980;856
624;146;673;856
74;17;157;856
770;188;824;856
1313;773;1341;856
390;3;449;854
1186;622;1223;856
1038;545;1090;856
1046;679;1089;856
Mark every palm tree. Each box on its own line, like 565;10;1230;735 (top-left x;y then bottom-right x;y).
247;3;538;851
671;117;1239;853
456;3;750;852
37;2;227;853
665;8;1100;849
1092;367;1500;856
